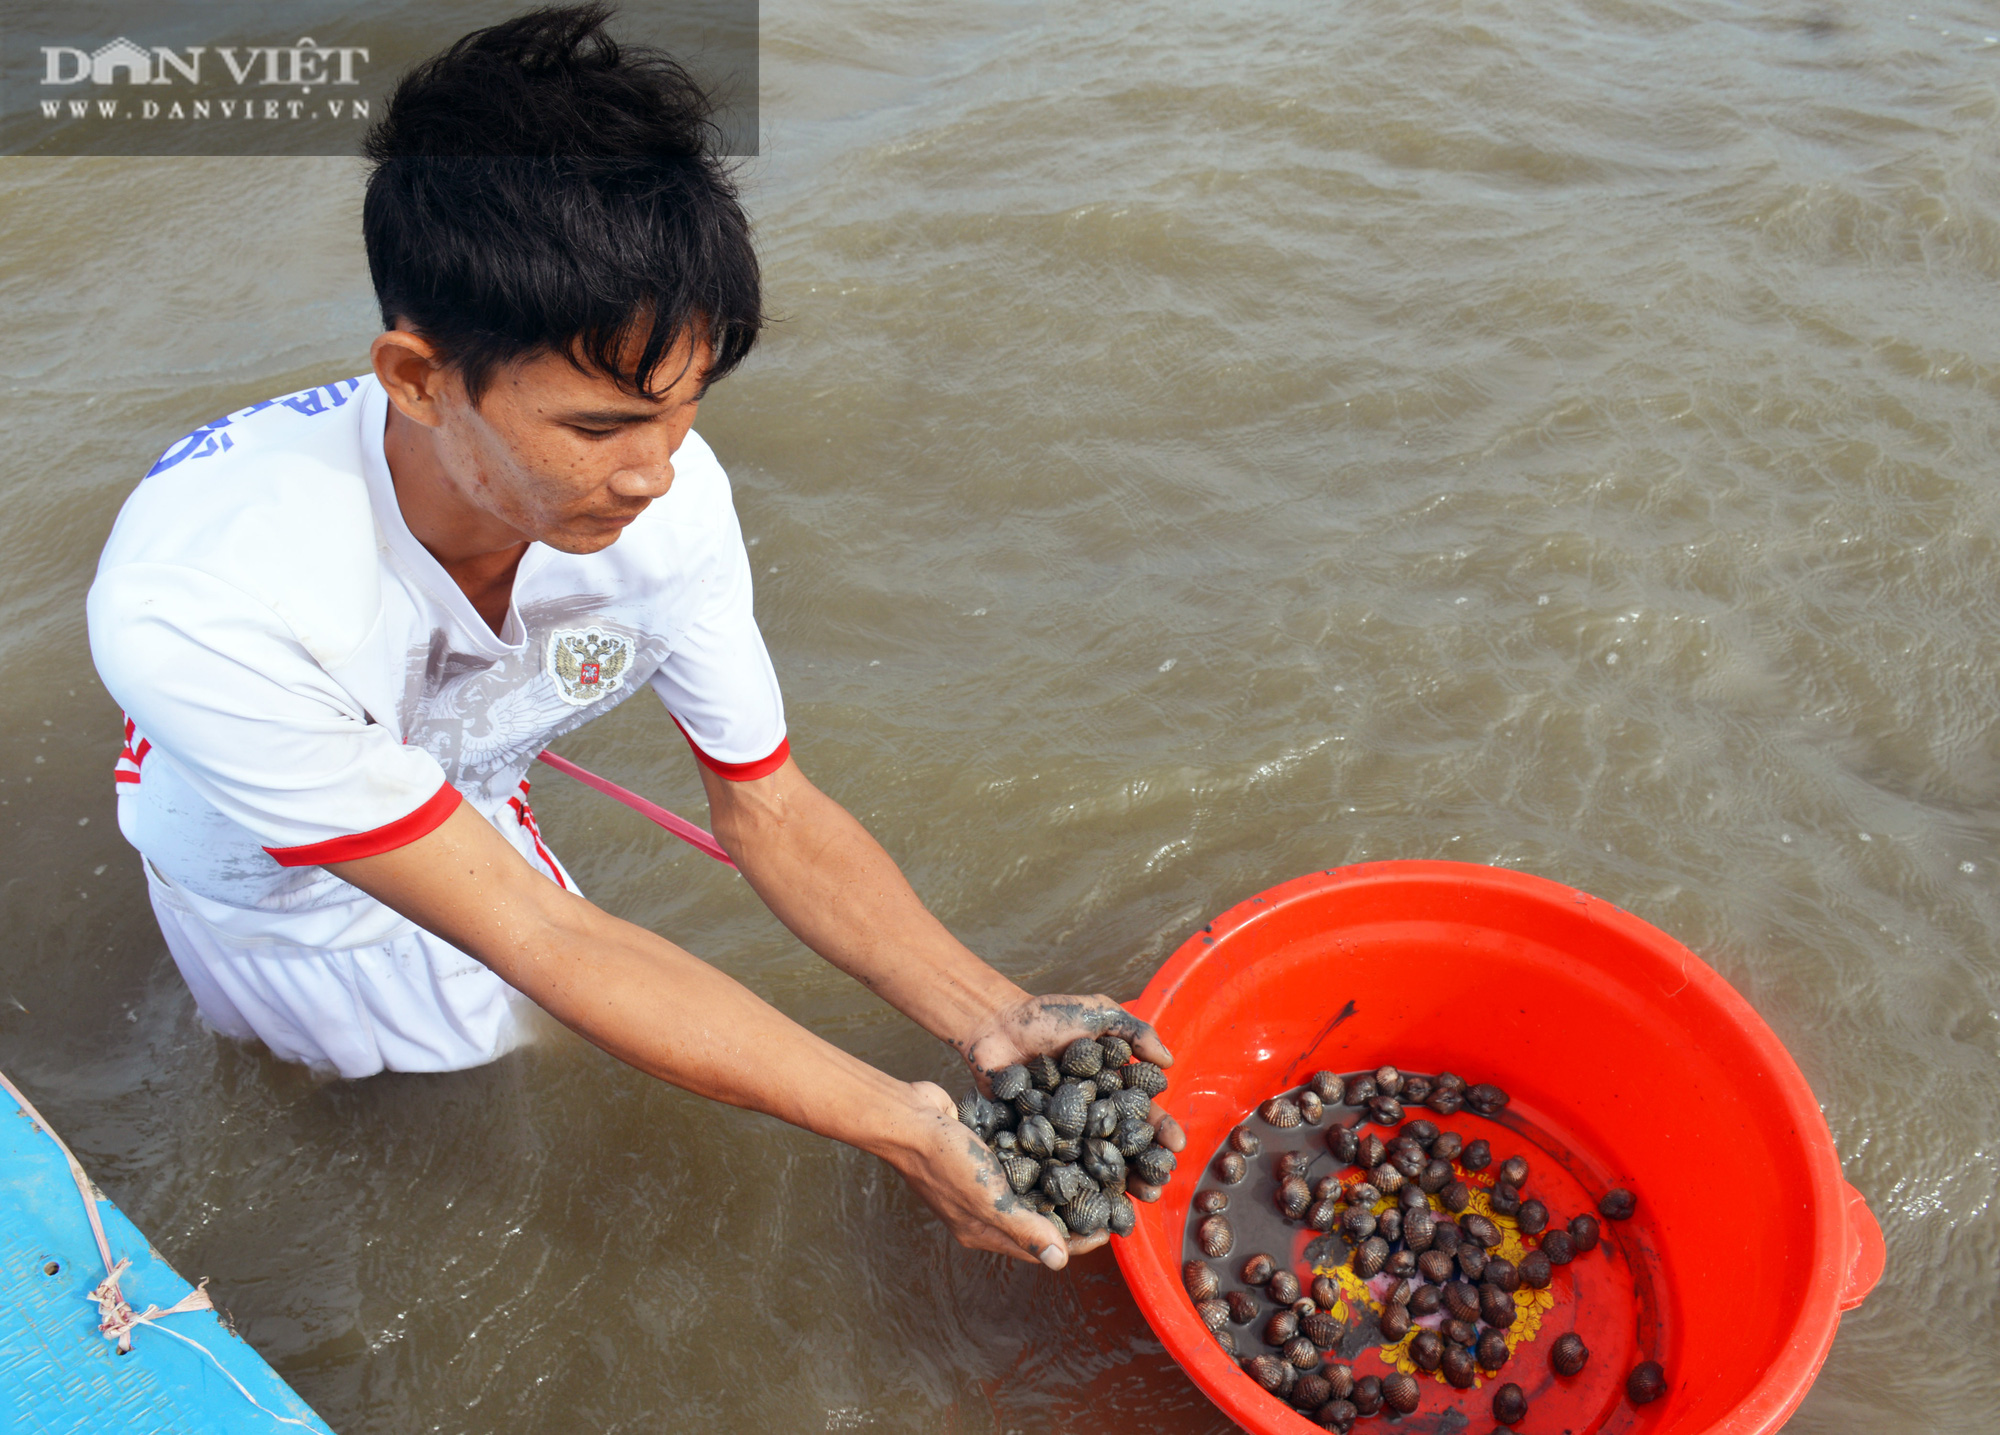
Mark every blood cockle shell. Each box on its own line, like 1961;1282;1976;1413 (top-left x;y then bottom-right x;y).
1048;1081;1090;1138
1480;1283;1518;1328
1183;1260;1219;1303
1460;1213;1501;1249
1627;1360;1667;1404
1443;1280;1481;1322
1245;1354;1289;1394
1315;1399;1356;1431
1025;1053;1062;1091
1198;1214;1235;1257
1060;1037;1104;1079
1261;1097;1303;1128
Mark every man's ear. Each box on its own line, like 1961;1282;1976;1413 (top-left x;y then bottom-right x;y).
371;328;453;429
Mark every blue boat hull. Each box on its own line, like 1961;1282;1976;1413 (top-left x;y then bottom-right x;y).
2;1084;336;1434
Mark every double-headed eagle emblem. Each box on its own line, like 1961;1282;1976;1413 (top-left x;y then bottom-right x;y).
547;627;634;705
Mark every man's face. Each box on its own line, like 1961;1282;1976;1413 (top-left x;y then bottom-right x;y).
424;329;712;556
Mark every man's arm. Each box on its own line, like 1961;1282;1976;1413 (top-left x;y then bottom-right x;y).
697;755;1186;1199
325;801;1080;1268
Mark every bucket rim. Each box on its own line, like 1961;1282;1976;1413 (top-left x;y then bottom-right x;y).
1113;859;1869;1435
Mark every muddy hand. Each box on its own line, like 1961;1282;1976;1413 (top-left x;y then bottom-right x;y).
962;992;1174;1081
960;993;1187;1178
885;1081;1074;1269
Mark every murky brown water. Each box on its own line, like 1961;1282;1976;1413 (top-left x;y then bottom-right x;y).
3;1;1998;1430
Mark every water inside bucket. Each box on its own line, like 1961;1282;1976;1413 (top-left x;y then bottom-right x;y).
1182;1084;1670;1433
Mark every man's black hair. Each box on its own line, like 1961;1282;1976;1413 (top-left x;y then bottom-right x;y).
362;4;760;403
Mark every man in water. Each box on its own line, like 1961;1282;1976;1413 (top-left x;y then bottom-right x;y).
87;5;1177;1270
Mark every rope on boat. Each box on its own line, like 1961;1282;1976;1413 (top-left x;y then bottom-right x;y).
0;1067;317;1430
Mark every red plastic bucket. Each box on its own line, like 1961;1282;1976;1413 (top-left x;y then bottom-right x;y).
1114;861;1884;1435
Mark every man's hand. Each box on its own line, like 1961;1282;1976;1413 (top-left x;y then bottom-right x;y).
959;991;1172;1081
961;993;1188;1203
879;1083;1079;1269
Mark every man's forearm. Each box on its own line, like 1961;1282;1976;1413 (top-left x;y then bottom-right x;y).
702;759;1030;1054
329;803;923;1155
504;896;927;1145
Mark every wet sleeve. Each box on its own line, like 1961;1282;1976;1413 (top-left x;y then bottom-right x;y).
88;562;458;864
647;509;789;782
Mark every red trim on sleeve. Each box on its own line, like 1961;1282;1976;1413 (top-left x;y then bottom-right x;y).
670;715;791;782
262;782;463;867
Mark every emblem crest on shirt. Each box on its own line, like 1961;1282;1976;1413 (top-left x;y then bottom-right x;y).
547;627;634;705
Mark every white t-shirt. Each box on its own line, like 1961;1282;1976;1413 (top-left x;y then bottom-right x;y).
89;374;786;950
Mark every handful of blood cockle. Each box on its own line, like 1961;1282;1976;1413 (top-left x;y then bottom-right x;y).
955;1036;1176;1240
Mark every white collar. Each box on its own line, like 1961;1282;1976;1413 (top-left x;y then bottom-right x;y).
357;376;548;656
